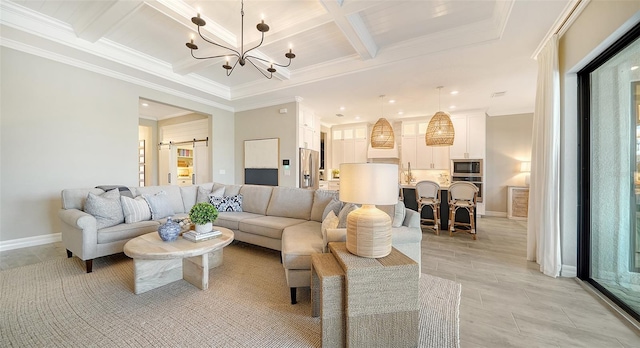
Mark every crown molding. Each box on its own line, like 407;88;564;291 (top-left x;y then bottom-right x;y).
531;0;590;60
0;38;234;113
234;96;303;112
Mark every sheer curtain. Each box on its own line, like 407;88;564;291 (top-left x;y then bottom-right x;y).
527;34;562;277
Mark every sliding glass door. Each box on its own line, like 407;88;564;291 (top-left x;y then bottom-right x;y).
578;22;640;321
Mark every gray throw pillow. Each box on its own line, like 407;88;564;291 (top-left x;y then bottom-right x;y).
337;203;358;228
84;188;124;229
322;198;343;221
143;191;174;220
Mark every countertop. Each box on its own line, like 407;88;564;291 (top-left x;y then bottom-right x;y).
400;183;450;189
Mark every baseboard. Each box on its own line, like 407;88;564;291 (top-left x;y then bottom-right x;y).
561;264;577;277
0;233;61;252
484;211;508;218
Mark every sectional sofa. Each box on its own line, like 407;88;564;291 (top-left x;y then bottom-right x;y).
59;182;422;304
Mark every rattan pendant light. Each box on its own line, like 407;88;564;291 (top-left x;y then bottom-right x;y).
371;95;395;149
425;87;455;146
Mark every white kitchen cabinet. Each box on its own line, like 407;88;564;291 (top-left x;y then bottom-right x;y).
299;109;320;151
450;113;485;159
401;120;450;169
331;124;368;169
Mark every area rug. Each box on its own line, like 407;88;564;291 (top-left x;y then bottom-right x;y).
0;242;460;347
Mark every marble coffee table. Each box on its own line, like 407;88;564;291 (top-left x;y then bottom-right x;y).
123;227;234;294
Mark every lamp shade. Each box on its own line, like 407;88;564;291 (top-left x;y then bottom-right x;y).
425;111;455;146
520;161;531;172
370;118;395;149
339;163;399;205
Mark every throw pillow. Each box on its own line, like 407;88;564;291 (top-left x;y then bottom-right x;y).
391;200;406;227
209;194;243;212
196;186;225;204
321;210;339;252
337;203;358;228
84;188;124;229
120;196;152;223
142;191;174;220
322;198;343;221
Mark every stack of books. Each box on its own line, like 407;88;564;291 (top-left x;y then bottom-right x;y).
183;229;222;242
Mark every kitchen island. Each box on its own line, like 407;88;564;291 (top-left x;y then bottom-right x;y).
401;183;475;233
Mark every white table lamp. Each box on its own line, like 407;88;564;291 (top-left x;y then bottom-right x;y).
339;163;399;258
520;161;531;186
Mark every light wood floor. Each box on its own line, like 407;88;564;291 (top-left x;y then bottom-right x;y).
422;216;640;347
2;217;639;347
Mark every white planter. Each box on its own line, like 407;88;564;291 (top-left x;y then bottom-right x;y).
195;222;212;233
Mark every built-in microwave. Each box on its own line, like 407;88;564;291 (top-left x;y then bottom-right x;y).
452;159;482;177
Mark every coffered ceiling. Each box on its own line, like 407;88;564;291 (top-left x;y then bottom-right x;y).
0;0;574;124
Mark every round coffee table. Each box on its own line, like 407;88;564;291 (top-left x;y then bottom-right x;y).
124;227;234;294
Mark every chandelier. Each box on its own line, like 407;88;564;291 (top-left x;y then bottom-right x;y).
425;87;455;146
185;0;295;79
371;95;395;149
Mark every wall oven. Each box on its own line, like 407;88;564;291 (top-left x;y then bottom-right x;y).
451;175;483;203
451;159;482;177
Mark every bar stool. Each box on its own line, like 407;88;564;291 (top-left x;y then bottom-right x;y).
448;181;479;240
415;180;441;234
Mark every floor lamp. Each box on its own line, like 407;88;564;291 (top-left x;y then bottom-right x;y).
339;163;399;258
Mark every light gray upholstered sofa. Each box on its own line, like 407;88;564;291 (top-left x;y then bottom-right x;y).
59;182;422;304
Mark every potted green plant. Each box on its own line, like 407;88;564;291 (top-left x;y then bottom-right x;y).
189;202;219;233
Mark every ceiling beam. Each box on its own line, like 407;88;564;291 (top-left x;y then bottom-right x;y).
73;1;144;43
319;0;377;60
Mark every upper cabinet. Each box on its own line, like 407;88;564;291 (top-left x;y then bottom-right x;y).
401;120;450;169
331;124;368;169
449;113;486;159
299;108;320;151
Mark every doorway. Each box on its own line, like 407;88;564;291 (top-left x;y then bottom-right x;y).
578;22;640;321
138;98;211;186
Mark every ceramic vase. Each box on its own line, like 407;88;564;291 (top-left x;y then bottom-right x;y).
158;217;181;242
195;222;212;233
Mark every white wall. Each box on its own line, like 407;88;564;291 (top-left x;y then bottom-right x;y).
234;102;299;187
558;1;640;274
0;47;235;243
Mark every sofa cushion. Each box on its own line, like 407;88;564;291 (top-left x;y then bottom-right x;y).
214;211;263;230
321;210;339;252
239;216;307;240
135;185;185;214
97;220;160;244
377;201;406;228
181;185;199;210
281;221;323;270
120;196;151;223
266;187;313;220
224;184;242;196
239;185;273;215
62;188;106;210
196;185;224;204
322;198;343;221
84;189;124;230
210;195;243;212
310;190;339;222
142;191;174;220
337;203;358;228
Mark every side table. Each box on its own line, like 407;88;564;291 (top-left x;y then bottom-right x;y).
328;242;419;348
311;253;345;347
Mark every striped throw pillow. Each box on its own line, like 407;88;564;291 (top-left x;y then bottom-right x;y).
120;196;152;223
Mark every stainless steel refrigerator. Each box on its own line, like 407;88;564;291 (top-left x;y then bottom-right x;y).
299;148;319;189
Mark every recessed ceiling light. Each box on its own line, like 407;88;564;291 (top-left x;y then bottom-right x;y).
398;111;404;115
450;91;459;95
632;66;639;71
355;116;360;120
141;103;149;107
449;105;456;109
389;99;395;103
339;106;345;111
